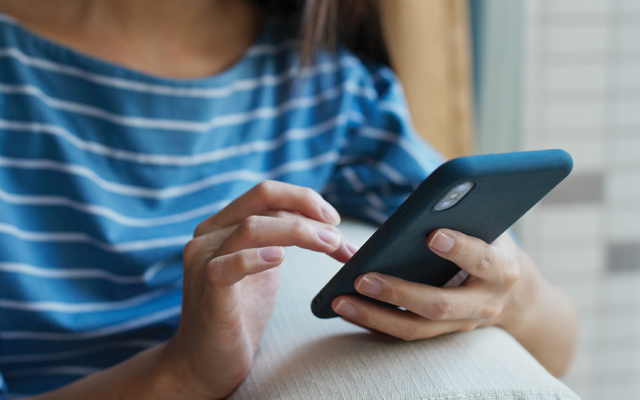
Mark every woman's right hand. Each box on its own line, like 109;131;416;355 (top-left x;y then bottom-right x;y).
159;181;355;399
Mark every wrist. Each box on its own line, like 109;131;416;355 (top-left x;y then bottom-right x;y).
157;335;249;400
137;342;197;400
495;253;544;339
495;263;578;375
155;339;217;400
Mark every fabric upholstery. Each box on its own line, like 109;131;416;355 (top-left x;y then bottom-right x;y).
230;220;581;400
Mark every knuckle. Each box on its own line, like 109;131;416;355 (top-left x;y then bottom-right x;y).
301;187;320;202
237;216;262;239
193;220;208;237
206;252;252;286
254;180;276;200
460;321;479;332
399;325;421;341
301;188;322;210
429;293;455;320
231;251;252;275
205;258;225;285
270;210;290;219
386;284;410;306
303;186;326;206
502;263;521;287
183;238;204;262
480;303;503;320
288;218;308;235
475;246;496;274
354;306;379;331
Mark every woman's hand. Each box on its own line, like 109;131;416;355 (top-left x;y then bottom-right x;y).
160;181;355;399
331;229;524;339
331;228;578;376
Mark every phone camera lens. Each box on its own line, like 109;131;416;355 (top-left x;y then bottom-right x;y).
433;182;474;211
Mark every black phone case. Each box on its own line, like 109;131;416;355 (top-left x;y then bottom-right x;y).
312;149;573;318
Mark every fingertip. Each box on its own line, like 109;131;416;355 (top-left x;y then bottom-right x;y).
321;205;341;225
333;298;357;318
428;230;455;253
346;239;360;255
329;245;353;263
258;246;285;262
355;274;382;296
318;229;341;248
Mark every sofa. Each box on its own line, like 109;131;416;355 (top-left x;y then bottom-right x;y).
230;219;581;400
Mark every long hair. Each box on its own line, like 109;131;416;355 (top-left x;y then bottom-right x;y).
254;0;389;66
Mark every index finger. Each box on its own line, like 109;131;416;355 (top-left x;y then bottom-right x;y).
195;181;340;236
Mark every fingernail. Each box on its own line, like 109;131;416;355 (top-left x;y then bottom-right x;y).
322;206;341;224
346;239;360;255
334;300;357;318
259;247;284;262
356;275;381;296
429;231;454;253
318;229;341;247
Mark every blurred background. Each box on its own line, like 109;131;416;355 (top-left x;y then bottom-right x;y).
473;0;640;398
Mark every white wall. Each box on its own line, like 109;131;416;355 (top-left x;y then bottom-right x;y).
514;0;640;399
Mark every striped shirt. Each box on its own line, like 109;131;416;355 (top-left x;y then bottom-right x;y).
0;12;443;397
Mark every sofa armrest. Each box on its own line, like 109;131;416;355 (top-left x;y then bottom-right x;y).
230;220;580;400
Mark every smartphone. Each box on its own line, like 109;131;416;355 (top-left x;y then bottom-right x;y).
312;149;573;319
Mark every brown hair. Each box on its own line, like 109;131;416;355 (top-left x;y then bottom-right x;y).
254;0;389;66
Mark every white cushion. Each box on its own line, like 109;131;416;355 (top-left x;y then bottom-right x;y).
230;220;580;400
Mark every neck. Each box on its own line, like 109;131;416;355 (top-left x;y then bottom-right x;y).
84;0;252;48
0;0;265;78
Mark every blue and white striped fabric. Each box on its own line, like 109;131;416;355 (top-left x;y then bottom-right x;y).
0;12;443;397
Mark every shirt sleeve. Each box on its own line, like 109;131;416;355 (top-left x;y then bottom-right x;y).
323;63;445;224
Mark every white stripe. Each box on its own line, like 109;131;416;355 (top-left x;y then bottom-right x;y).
0;340;159;363
244;39;299;56
0;81;376;131
340;166;390;215
359;127;435;174
376;161;407;185
337;155;407;186
364;193;387;211
0;186;230;227
0;47;365;98
5;366;101;378
340;167;390;220
0;111;363;166
341;166;365;192
0;223;191;253
0;259;170;284
0;150;340;199
0;305;181;340
362;206;387;225
0;282;180;313
377;100;409;118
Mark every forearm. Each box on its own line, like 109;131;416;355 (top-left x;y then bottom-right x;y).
499;256;578;377
26;343;195;400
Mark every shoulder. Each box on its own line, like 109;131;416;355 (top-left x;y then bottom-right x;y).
316;44;405;106
264;17;404;104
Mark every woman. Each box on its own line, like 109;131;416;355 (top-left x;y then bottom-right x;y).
0;0;577;398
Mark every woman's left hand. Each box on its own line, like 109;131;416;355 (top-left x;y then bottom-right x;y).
331;228;536;341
